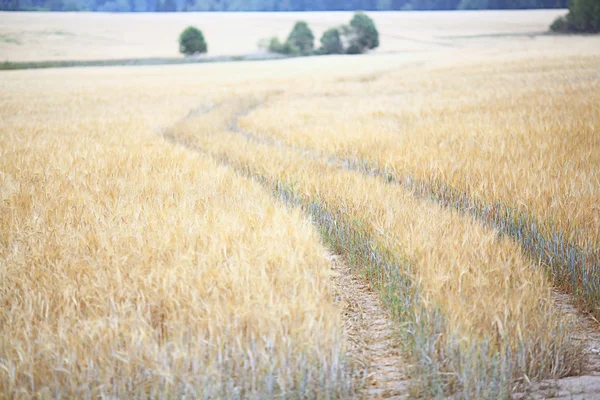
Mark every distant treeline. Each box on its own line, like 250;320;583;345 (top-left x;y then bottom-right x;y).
0;0;569;12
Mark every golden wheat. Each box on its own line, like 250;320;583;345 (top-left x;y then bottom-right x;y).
0;68;356;398
242;56;600;248
170;94;581;396
1;36;598;398
240;55;600;316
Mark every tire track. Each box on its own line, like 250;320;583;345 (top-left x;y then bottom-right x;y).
159;100;413;398
161;99;600;398
330;254;410;399
224;100;600;398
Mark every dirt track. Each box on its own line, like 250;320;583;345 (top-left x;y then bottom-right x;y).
166;99;600;399
521;292;600;399
329;254;410;399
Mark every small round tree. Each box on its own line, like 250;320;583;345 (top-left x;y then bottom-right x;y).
179;26;207;56
287;21;315;55
320;27;344;55
348;12;379;53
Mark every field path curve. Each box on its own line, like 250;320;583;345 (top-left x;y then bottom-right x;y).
159;99;413;398
163;98;600;398
225;99;600;399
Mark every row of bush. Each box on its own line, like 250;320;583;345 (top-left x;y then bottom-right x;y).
179;2;598;58
550;0;600;33
263;12;380;56
178;12;379;57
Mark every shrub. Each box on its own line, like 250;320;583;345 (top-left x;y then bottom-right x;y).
267;37;299;56
267;37;283;53
179;26;207;56
320;28;344;55
338;12;379;54
345;42;363;55
348;12;379;52
550;0;600;33
264;21;314;56
550;15;569;33
286;21;315;55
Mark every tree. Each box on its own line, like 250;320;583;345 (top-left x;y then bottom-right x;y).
457;0;488;9
550;0;600;33
0;0;20;10
567;0;600;32
160;0;176;10
179;26;207;56
350;12;379;51
2;0;578;14
97;0;129;11
286;21;315;55
320;27;344;54
391;0;409;8
341;12;379;54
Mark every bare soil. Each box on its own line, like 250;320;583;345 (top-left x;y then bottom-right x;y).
521;292;600;400
329;254;410;399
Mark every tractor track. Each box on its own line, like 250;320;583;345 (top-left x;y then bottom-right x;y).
161;99;600;398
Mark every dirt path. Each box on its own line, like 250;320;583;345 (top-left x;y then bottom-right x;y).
328;254;410;399
521;292;600;399
330;254;600;400
328;253;600;400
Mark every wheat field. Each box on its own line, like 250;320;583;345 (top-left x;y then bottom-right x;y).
0;66;369;398
2;11;600;399
240;55;600;317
